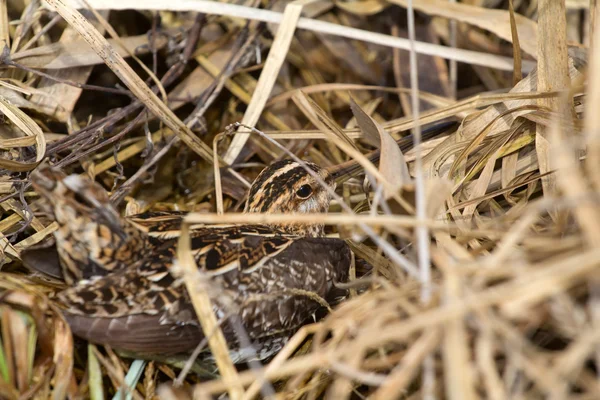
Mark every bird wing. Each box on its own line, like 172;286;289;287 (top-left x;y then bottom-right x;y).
57;234;351;356
127;210;188;239
229;237;352;339
58;257;203;354
188;226;296;275
57;227;298;354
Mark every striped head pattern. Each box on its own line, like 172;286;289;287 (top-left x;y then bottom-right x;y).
244;160;335;237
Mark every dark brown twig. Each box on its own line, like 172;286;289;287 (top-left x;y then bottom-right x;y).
0;48;134;97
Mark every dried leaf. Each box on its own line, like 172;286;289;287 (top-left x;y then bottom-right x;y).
292;90;358;150
12;32;171;69
350;97;411;196
507;0;523;85
389;0;538;57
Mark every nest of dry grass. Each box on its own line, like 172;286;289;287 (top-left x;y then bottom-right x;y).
0;0;598;399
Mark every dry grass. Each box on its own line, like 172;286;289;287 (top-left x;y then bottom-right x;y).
0;0;597;399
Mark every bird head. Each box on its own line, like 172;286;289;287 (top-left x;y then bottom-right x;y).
244;160;335;237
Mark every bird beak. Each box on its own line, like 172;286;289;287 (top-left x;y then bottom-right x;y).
327;152;379;184
326;121;458;184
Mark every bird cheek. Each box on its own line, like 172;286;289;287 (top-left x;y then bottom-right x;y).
295;200;308;213
295;198;311;213
309;198;323;213
318;192;331;212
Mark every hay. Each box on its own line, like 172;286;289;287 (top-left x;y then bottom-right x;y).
0;0;597;399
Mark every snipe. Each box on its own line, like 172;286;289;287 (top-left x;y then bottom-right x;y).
25;122;456;361
29;160;351;360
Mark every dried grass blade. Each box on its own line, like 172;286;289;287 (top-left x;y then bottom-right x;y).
88;344;104;400
450;170;548;212
266;90;560;141
450;105;542;180
388;0;538;57
224;0;309;164
351;247;600;351
240;325;321;400
346;241;399;281
196;56;291;131
50;306;73;400
85;6;168;100
213;133;225;215
326;326;370;398
435;251;476;400
345;98;382;130
507;0;523;84
13;222;58;252
501;152;519;191
586;4;600;191
0;0;9;49
194;352;332;395
0;80;34;96
550;108;600;247
293;91;358;150
292;90;411;209
552;329;600;383
175;221;243;399
536;0;573;201
50;0;528;71
370;329;441;399
0;94;46;171
0;233;19;259
459;73;550;140
349;97;411;196
487;316;561;395
95;52;233;175
474;315;506;400
43;0;215;163
8;310;27;391
0;136;36;148
267;83;454;109
1;198;44;232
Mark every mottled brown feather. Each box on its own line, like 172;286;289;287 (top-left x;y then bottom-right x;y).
32;160;351;360
30;166;151;284
64;313;202;354
58;236;350;356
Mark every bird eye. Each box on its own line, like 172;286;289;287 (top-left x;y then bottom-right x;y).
295;184;313;199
